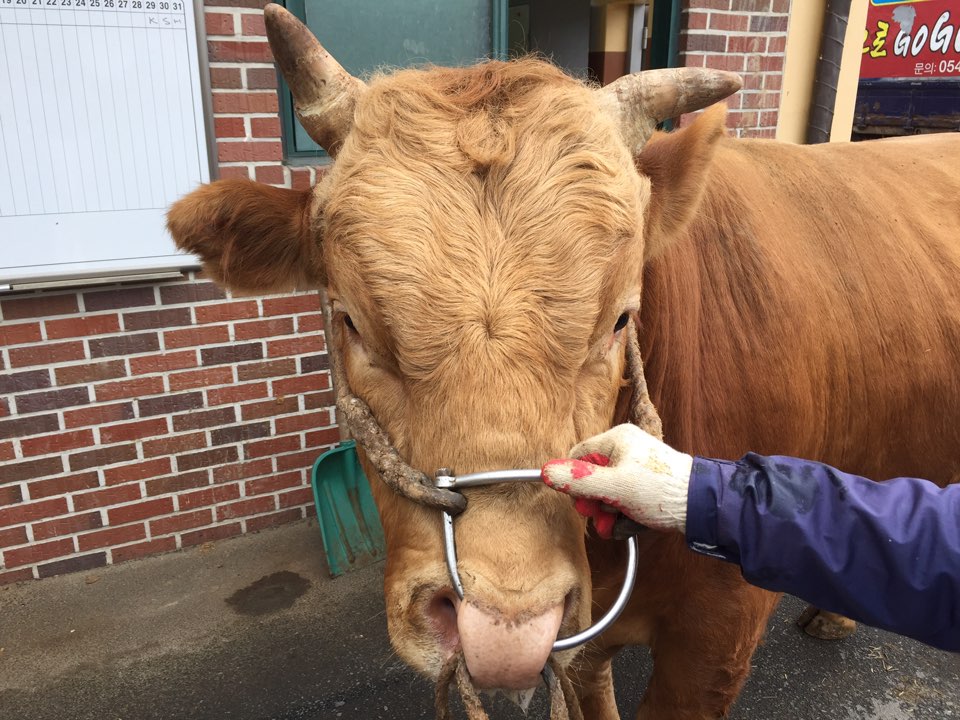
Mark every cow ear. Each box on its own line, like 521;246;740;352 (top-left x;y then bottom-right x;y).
167;179;323;292
635;104;727;260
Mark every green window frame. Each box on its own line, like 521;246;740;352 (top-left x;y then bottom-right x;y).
277;0;509;163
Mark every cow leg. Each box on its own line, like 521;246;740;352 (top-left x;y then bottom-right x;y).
568;647;622;720
796;606;857;640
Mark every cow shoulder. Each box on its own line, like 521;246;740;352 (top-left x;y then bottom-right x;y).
636;104;727;260
167;179;323;292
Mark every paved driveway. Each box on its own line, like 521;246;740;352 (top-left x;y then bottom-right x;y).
1;521;956;720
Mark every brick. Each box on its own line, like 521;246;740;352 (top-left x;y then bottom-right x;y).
37;552;106;578
207;381;269;406
211;91;278;115
104;458;172;486
139;392;204;417
0;525;28;548
246;471;303;496
111;536;177;564
245;67;277;89
83;286;157;312
750;14;787;33
241;395;299;420
208;40;273;63
129;350;198;376
684;10;708;30
211;421;270;446
268;335;324;358
151;509;214;536
245;434;301;458
4;537;75;567
0;497;68;529
727;35;767;54
0;568;35;585
218;165;252;180
181;521;242;547
245;508;302;532
78;523;147;551
180;483;240;511
32;511;103;541
64;402;134;428
16;386;89;415
204;11;235;35
107;497;174;525
178;445;239;471
0;441;14;461
123;307;192;332
3;456;65;483
2;293;78;320
69;443;138;472
305;427;340;448
302;390;335;410
0;413;59;440
159;282;226;305
240;12;265;35
142;432;207;458
681;33;726;53
9;341;86;368
201;342;263;366
21;429;95;457
0;368;51;394
0;399;8;418
276;411;330;435
237;358;296;381
0;485;23;506
210;66;243;89
28;471;100;500
0;321;42;345
164;324;230;349
690;0;729;7
771;0;789;11
168;366;235;391
215;116;246;138
760;55;784;72
277;449;321;472
211;458;273;484
278;486;313;508
145;469;210;496
45;313;121;339
261;294;321;316
205;0;269;7
708;13;748;32
217;139;283;163
88;332;160;358
234;317;293;341
297;314;324;333
730;0;769;9
216;495;275;521
172;406;236;432
764;73;783;91
100;418;169;445
254;165;285;185
73;484;142;511
55;360;127;386
95;376;164;402
300;354;330;374
250;116;281;138
289;167;313;191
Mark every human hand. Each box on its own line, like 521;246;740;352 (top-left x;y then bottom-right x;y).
541;424;693;538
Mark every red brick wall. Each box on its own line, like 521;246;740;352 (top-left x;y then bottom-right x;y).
0;277;336;585
681;0;791;138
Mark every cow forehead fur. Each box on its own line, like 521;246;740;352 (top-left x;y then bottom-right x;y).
318;60;648;384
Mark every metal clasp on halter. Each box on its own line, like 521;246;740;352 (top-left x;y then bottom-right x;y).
435;468;638;652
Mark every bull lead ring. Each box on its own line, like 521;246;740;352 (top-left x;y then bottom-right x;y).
435;468;639;652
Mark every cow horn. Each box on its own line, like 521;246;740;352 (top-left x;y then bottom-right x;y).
599;68;742;153
264;3;365;156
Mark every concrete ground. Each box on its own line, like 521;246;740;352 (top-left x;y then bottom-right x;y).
0;519;957;720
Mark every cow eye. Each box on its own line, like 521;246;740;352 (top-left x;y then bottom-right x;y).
343;314;357;333
614;312;629;333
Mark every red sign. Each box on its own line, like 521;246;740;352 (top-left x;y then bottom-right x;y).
861;0;960;79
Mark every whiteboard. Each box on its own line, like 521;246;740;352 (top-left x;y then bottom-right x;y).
0;0;211;287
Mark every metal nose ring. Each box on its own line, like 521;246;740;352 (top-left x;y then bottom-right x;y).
434;468;638;652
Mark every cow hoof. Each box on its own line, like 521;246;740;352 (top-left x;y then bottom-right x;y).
797;606;857;640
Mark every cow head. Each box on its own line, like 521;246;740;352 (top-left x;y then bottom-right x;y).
168;4;737;693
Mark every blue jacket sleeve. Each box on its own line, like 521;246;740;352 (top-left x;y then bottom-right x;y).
685;453;960;652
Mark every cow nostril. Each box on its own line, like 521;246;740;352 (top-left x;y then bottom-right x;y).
426;591;460;654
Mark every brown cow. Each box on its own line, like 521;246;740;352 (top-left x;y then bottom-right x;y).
168;6;960;718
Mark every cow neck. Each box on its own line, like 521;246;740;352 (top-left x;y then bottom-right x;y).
324;312;662;515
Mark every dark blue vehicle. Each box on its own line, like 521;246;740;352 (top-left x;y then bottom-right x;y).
853;77;960;140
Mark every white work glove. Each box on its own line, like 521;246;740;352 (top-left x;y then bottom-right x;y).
541;424;693;538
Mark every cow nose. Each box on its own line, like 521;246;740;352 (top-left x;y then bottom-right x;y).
457;600;564;690
426;590;461;654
